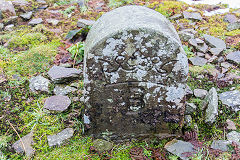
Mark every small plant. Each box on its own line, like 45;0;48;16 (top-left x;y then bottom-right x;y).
183;45;194;58
60;6;76;17
67;41;84;65
108;0;133;8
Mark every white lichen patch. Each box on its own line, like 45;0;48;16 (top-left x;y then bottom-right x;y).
166;84;186;104
173;52;189;78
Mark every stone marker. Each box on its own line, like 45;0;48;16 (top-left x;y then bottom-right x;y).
83;6;188;140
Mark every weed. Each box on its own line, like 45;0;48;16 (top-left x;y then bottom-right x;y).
60;6;76;17
183;45;194;58
67;41;84;65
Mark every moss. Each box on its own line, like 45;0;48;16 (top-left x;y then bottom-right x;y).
225;29;240;36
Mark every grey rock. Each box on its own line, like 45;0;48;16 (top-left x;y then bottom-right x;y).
170;13;183;20
77;19;95;28
185;85;193;96
211;140;230;152
226;119;237;130
227;21;240;31
36;0;46;4
183;11;202;21
178;30;194;42
165;139;195;160
0;10;2;20
92;139;113;152
189;56;207;66
189;38;208;53
12;0;29;6
209;48;223;56
0;1;16;15
227;131;240;144
84;5;188;139
4;16;18;25
12;132;35;156
20;12;33;20
29;75;50;93
201;87;218;123
59;63;72;68
28;18;43;26
54;85;77;95
47;128;74;147
223;14;238;23
4;24;14;31
226;51;240;64
194;89;208;99
203;34;226;50
197;52;205;57
184;115;192;127
44;95;71;112
46;19;59;26
47;66;81;83
0;23;4;31
185;103;197;114
221;62;232;69
219;90;240;112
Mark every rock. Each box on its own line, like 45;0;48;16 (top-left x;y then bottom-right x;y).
209;48;223;56
201;87;218;123
189;38;208;53
12;0;29;6
29;75;50;93
211;140;231;152
189;56;207;66
165;139;195;160
170;13;183;20
226;51;240;64
47;66;81;83
185;103;197;114
77;19;95;28
28;18;43;26
44;95;71;112
227;21;240;31
223;14;238;23
36;0;46;4
185;85;193;97
59;63;72;68
54;85;77;95
47;128;74;147
0;10;2;19
219;90;240;112
194;89;208;99
0;23;4;31
92;139;113;152
227;131;240;144
84;6;188;139
20;11;32;20
183;11;202;21
178;30;194;42
4;16;18;25
0;1;16;15
203;34;226;50
46;19;59;26
4;24;14;31
226;119;236;130
12;132;35;156
221;62;232;69
75;0;85;7
184;115;192;127
197;52;205;57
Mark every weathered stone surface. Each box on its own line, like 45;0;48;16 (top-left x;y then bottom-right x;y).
44;95;71;112
189;38;208;53
0;1;16;15
227;21;240;31
29;75;50;93
28;18;43;26
201;87;218;123
46;19;59;26
209;48;223;56
226;51;240;64
211;140;230;152
189;56;207;66
3;16;18;25
194;89;208;99
185;102;197;115
184;115;192;127
47;128;74;147
227;131;240;144
226;119;237;130
185;85;193;96
178;30;194;42
219;90;240;112
12;0;29;6
48;65;81;83
83;6;188;140
183;11;202;21
203;34;226;50
54;85;77;95
77;19;95;28
12;132;35;156
170;13;183;20
92;139;113;152
165;139;195;160
4;24;14;31
20;12;33;20
223;14;238;23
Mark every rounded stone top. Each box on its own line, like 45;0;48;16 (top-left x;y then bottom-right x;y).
85;5;181;55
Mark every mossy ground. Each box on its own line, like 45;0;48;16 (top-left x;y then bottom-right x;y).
0;0;240;159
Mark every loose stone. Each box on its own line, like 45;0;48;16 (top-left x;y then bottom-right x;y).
185;103;197;115
189;56;207;66
209;48;223;56
0;1;16;15
54;85;77;95
20;12;33;20
194;89;208;99
77;19;95;28
92;139;114;152
47;128;74;147
211;140;231;152
183;11;202;21
226;119;237;130
29;75;50;93
219;90;240;112
223;14;238;23
227;21;240;31
226;51;240;64
44;95;71;112
227;131;240;145
203;34;226;50
28;18;43;26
